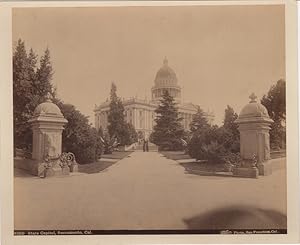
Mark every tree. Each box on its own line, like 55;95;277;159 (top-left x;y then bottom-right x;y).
13;40;53;151
34;48;54;101
107;82;130;146
187;105;240;162
58;103;102;164
126;123;138;145
220;105;240;153
13;40;102;163
223;106;238;132
95;127;103;159
98;126;104;138
261;79;286;149
151;90;184;150
187;124;226;162
189;106;209;132
13;39;32;151
137;131;145;141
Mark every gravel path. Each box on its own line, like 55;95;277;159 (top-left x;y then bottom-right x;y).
14;152;286;230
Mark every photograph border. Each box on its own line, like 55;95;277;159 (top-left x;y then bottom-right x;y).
1;1;299;244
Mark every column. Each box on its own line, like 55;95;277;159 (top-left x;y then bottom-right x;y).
134;108;138;129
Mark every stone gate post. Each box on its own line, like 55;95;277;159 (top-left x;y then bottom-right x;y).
235;93;273;175
28;94;68;176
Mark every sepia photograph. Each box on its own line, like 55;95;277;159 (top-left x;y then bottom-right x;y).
0;1;298;243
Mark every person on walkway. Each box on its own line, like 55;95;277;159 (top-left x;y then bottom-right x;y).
143;139;149;152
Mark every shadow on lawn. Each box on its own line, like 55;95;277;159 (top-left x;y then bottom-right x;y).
102;151;133;159
183;205;287;230
180;162;229;175
79;151;133;174
14;167;37;178
160;151;191;160
78;161;115;174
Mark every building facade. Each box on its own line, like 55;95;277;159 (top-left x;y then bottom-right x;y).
94;58;214;139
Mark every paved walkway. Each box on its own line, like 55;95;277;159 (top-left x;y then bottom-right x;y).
14;151;286;230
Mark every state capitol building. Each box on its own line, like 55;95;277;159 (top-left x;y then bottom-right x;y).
94;58;214;139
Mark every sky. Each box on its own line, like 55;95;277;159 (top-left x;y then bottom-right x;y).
12;5;285;125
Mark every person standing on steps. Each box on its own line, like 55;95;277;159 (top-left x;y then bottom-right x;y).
143;138;149;152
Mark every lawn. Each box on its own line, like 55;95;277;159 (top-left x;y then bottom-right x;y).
78;151;133;174
102;151;133;159
161;149;285;161
160;151;191;160
78;160;115;174
160;151;229;175
180;161;228;174
160;150;286;176
270;150;286;159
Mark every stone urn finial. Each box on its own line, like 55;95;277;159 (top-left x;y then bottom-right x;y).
249;92;257;103
163;56;168;66
45;92;52;102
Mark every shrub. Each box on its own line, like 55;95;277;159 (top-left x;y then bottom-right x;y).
200;141;227;163
188;125;219;161
187;104;241;164
59;103;102;164
157;138;184;151
222;152;242;167
216;126;240;153
188;125;240;164
101;132;118;154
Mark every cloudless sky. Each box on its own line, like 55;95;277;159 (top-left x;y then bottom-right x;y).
12;5;285;125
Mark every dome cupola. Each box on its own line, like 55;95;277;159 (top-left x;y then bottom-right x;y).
154;57;178;87
151;57;182;103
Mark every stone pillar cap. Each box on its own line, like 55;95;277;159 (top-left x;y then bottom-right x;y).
236;93;273;124
29;93;67;124
33;93;63;116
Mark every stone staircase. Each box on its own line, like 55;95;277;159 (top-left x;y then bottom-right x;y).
135;142;158;152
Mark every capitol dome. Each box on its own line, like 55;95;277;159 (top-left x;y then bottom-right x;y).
154;57;178;87
33;94;63;116
152;58;181;102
